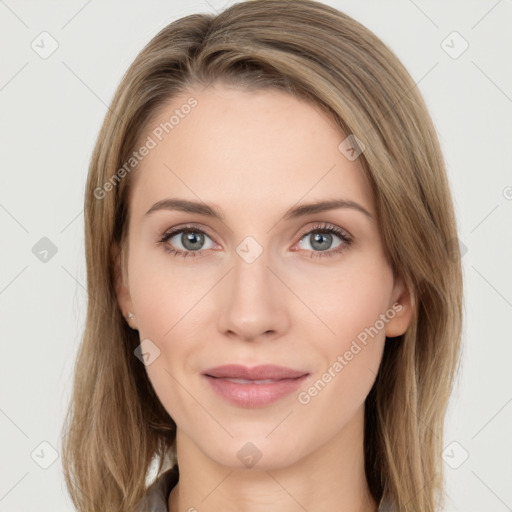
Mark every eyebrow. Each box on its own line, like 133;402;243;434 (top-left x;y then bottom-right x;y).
145;198;373;221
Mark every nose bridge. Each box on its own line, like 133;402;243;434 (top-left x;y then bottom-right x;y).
216;241;289;340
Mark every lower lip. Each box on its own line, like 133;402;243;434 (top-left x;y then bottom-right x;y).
203;374;309;408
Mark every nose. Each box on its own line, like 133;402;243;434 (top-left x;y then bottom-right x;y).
216;247;290;342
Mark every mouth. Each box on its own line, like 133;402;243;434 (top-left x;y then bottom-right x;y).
211;377;285;384
202;363;308;380
202;364;310;408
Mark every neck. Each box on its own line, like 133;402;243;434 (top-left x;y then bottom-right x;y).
168;405;378;512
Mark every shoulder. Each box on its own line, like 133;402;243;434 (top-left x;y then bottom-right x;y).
136;465;179;512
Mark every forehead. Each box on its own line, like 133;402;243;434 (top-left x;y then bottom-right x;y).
128;85;374;220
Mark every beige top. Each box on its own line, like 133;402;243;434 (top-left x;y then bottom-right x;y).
136;466;396;511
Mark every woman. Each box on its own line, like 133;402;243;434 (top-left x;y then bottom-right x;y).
61;1;464;511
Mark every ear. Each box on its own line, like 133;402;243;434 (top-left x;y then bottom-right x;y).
385;274;415;338
111;241;137;330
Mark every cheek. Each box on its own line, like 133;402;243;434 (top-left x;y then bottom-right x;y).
297;257;393;397
127;244;204;339
127;255;207;423
127;246;208;378
297;254;394;346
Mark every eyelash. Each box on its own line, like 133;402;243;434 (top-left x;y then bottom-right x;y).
157;222;353;260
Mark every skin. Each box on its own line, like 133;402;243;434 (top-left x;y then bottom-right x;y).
114;84;414;512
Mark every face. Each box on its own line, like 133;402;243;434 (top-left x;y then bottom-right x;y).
115;84;413;469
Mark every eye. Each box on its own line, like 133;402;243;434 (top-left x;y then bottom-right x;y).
157;222;353;259
158;224;216;258
295;223;353;259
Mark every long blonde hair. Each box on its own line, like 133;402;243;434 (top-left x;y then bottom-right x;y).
61;1;464;510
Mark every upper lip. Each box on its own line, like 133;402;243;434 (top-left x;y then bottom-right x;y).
203;364;308;380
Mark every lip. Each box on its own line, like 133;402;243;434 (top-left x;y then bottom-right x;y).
202;364;310;408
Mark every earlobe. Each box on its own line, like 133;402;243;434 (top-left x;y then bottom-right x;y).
385;276;416;338
111;242;137;329
125;311;138;330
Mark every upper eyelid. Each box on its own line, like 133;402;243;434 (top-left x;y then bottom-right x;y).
162;223;216;241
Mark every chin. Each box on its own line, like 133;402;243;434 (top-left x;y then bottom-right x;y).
202;435;305;471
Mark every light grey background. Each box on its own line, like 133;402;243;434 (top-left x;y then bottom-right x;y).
1;1;511;510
